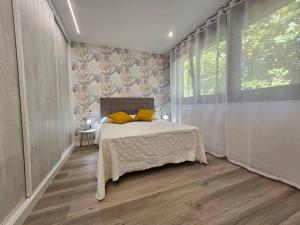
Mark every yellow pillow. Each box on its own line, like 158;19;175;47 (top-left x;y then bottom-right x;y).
135;109;155;122
107;112;133;124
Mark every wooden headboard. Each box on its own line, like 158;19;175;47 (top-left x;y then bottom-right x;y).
100;98;154;118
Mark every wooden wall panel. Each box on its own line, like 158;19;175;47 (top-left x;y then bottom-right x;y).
0;0;26;222
19;0;61;190
54;23;73;153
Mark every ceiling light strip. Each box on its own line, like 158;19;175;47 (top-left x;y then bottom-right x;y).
67;0;80;34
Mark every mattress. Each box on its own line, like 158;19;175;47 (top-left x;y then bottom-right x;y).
96;120;207;200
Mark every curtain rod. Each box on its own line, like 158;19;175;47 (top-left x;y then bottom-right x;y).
167;0;243;56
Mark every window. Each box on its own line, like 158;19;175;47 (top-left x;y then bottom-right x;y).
241;0;300;91
178;0;300;103
183;59;193;97
181;41;226;101
199;41;226;95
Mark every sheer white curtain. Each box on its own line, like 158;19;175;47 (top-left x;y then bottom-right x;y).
171;11;227;156
170;0;300;188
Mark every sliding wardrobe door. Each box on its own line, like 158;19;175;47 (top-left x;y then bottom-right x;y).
18;0;61;192
0;0;26;222
54;24;73;154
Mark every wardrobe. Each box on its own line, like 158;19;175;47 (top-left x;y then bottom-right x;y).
0;0;73;224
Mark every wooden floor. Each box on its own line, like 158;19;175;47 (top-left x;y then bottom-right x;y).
23;146;300;225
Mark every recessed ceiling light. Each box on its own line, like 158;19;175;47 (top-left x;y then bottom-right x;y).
168;31;174;38
67;0;80;34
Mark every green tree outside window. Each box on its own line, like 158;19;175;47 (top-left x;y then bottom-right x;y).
199;41;226;95
242;0;300;90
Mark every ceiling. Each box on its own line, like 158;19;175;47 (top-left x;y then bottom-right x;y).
51;0;227;54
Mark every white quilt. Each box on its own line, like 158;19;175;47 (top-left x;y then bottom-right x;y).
96;120;207;200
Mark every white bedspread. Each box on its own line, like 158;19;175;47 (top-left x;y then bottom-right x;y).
96;120;207;200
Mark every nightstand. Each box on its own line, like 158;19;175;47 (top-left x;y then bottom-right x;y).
78;128;97;147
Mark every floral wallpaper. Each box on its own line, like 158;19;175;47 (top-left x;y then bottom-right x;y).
71;42;170;135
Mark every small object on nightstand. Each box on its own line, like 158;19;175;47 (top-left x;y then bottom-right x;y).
78;128;97;147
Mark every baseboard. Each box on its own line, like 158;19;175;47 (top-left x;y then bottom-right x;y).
1;144;74;225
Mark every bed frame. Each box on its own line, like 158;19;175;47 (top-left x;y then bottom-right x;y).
100;98;154;118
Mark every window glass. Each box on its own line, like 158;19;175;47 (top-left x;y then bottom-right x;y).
183;59;193;97
241;0;300;90
199;41;226;95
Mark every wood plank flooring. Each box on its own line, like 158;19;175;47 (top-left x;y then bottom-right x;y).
23;146;300;225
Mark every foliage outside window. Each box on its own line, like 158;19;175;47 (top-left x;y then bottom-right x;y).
180;0;299;101
242;0;300;91
183;60;193;97
182;41;226;98
199;41;226;95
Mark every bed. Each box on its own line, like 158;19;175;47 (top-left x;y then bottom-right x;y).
96;98;207;200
